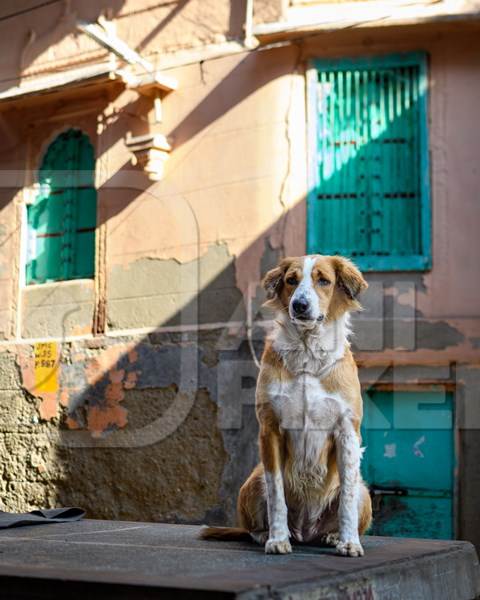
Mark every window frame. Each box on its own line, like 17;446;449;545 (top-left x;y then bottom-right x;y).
25;128;97;286
306;51;431;272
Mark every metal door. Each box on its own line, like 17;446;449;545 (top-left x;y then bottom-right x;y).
361;390;454;539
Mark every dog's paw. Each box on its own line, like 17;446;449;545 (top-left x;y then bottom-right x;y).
336;540;364;557
319;532;340;547
250;530;269;545
265;538;292;554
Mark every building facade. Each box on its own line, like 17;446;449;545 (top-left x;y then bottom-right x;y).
0;0;479;545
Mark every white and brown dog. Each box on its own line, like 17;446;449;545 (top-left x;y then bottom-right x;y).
201;254;372;556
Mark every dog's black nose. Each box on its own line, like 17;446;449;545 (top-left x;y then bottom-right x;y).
292;298;309;315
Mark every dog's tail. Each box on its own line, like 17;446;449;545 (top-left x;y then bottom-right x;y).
199;525;251;542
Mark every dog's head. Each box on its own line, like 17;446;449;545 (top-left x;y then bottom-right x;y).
262;254;367;327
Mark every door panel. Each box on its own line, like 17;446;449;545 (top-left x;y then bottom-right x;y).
371;495;453;540
361;390;454;539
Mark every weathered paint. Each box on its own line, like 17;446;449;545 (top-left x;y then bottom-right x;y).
362;390;454;539
0;337;229;521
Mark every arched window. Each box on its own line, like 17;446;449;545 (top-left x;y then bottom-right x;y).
26;129;97;284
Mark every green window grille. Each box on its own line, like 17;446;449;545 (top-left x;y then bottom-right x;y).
26;129;97;284
307;52;431;271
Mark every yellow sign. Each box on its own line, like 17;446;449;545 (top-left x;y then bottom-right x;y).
34;342;59;393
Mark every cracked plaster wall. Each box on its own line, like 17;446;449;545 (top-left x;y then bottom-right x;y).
0;23;478;539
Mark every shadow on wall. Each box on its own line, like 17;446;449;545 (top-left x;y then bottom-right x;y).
52;201;298;525
0;0;128;94
50;189;464;528
98;43;299;227
14;45;300;524
0;0;249;95
134;0;196;53
51;46;299;522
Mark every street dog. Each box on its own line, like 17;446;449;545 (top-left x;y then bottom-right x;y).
201;254;372;556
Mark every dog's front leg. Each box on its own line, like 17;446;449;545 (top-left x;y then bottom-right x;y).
334;415;364;557
260;426;291;554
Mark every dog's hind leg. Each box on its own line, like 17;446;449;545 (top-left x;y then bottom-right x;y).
237;464;269;545
319;532;340;547
200;464;269;544
250;530;269;545
358;480;372;535
311;494;341;546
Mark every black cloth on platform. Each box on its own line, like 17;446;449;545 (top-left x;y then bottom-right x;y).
0;507;85;529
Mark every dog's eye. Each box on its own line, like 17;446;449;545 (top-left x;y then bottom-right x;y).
318;278;330;286
286;276;298;286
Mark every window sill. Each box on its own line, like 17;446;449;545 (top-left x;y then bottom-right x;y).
352;255;431;272
24;278;94;290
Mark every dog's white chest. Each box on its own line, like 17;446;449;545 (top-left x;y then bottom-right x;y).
268;376;341;427
268;375;346;474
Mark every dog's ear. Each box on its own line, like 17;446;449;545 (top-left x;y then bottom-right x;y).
262;258;293;300
331;256;368;303
263;266;284;300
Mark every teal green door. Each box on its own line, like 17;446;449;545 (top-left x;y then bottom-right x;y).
361;390;454;539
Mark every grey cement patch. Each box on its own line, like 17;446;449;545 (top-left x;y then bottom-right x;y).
469;337;480;349
365;272;428;293
415;319;465;350
352;318;464;352
350;277;465;351
21;279;95;338
107;244;245;329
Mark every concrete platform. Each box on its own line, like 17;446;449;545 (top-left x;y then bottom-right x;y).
0;520;478;599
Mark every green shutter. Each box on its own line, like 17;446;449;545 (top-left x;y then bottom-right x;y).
26;129;96;284
308;53;431;271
